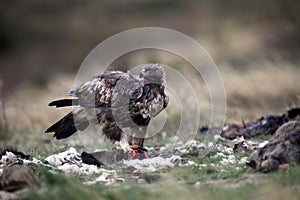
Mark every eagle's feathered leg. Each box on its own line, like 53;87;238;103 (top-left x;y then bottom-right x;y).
119;132;130;152
100;111;136;154
100;110;122;141
101;123;130;153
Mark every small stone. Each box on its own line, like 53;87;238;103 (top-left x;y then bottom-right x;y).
258;141;269;148
279;163;289;170
139;174;162;183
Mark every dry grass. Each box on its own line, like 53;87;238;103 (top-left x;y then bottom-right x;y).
221;61;300;120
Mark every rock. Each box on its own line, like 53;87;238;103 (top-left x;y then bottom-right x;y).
258;141;269;148
83;169;124;185
44;148;112;174
139;174;162;183
221;122;246;139
132;173;163;184
221;108;299;140
1;164;38;192
45;147;81;166
232;136;251;152
0;147;30;160
247;121;300;172
222;115;288;139
287;108;300;120
122;155;195;172
122;166;139;173
0;152;23;168
184;140;206;152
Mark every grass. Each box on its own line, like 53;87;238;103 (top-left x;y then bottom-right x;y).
0;124;9;140
15;132;284;200
22;171;107;200
0;126;297;200
202;165;300;200
20;161;300;200
2;119;299;200
271;164;300;186
203;184;259;200
247;134;272;142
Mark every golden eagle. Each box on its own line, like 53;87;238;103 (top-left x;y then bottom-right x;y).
45;64;169;152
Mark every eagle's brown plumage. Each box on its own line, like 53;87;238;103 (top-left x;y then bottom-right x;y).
45;64;169;148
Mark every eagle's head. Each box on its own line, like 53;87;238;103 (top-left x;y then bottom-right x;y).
139;64;165;85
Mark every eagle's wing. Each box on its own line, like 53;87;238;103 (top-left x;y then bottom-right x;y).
67;69;143;108
46;69;144;140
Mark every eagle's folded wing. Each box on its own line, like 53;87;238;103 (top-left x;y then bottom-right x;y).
67;70;143;108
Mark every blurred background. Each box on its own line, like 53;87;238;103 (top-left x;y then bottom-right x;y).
0;0;299;145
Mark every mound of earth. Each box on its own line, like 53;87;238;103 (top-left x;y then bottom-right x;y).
220;108;300;139
247;121;300;172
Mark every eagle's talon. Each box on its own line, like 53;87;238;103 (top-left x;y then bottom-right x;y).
130;144;139;149
125;145;148;160
129;145;148;152
115;146;136;154
114;146;124;151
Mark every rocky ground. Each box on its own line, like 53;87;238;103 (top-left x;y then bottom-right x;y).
0;108;299;199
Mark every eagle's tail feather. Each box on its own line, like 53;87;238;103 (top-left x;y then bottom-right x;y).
45;112;88;139
48;99;79;108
